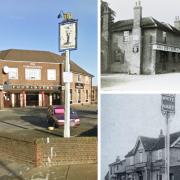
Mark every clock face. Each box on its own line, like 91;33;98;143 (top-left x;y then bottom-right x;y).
3;66;9;74
60;22;77;50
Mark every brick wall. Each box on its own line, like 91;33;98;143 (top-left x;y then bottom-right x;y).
0;133;97;167
35;137;97;167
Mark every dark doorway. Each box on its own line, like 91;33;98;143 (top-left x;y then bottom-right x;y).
14;93;20;107
26;93;39;106
4;92;11;108
44;93;49;107
52;93;61;105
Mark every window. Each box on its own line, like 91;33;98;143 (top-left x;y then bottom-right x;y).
162;31;167;43
139;152;143;163
77;74;82;82
86;90;88;102
47;69;56;80
25;68;41;80
70;89;72;104
157;149;163;160
157;174;162;180
8;68;18;80
130;156;134;165
123;31;129;42
77;89;81;103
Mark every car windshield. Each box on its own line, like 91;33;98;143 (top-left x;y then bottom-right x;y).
54;108;64;114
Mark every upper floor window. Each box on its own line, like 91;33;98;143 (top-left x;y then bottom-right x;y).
47;69;56;80
157;149;163;160
25;68;41;80
130;156;134;165
162;31;167;43
8;68;18;80
77;74;82;82
139;152;143;163
123;31;129;42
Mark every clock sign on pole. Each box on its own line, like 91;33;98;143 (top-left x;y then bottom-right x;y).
58;12;78;138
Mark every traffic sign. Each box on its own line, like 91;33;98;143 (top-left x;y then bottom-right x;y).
161;94;175;114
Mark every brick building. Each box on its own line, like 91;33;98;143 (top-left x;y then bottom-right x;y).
0;49;93;109
106;130;180;180
101;1;180;74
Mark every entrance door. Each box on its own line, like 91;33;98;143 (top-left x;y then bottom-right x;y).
44;93;49;107
4;92;11;108
26;93;39;106
14;93;20;107
160;51;168;72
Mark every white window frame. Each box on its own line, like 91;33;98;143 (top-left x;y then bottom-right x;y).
77;74;82;82
157;149;163;160
123;31;129;42
130;156;134;165
8;68;18;80
25;68;41;80
47;69;56;80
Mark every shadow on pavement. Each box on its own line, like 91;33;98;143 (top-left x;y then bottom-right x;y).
0;161;23;180
78;125;97;137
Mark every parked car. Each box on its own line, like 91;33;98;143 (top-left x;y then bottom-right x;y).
47;105;80;127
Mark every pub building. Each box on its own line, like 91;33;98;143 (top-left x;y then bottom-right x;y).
0;49;93;109
101;1;180;74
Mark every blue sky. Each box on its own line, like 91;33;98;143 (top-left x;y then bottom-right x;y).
0;0;97;85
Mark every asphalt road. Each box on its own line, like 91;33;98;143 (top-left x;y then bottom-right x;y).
101;73;180;92
0;107;97;137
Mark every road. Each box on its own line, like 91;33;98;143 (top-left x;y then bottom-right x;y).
101;73;180;92
0;107;97;137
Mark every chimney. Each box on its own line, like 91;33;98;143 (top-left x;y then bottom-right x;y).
116;156;120;162
174;16;180;31
159;129;164;138
134;0;142;28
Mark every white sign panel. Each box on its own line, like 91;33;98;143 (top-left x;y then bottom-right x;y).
63;72;73;83
59;21;77;50
161;94;175;113
153;44;180;53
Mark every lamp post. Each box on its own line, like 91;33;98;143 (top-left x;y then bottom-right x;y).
161;94;175;180
58;12;78;138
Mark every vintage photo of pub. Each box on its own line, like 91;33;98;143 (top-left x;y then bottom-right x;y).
101;0;180;91
101;94;180;180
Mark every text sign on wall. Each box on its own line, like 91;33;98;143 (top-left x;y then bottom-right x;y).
59;20;77;51
161;94;175;113
153;44;180;53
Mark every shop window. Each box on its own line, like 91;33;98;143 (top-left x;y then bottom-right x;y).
77;89;81;103
70;89;72;104
157;174;162;180
123;31;129;42
172;53;176;63
47;69;56;80
162;31;167;43
25;68;41;80
170;174;174;180
9;68;18;80
86;90;88;102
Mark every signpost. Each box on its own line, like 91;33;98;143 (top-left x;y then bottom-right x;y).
161;94;175;180
58;12;77;138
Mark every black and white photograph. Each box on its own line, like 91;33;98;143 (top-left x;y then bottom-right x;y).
101;94;180;180
101;0;180;91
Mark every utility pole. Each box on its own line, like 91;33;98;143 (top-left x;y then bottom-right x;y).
161;94;175;180
58;12;78;138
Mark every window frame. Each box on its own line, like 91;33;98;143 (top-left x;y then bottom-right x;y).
25;68;41;80
8;67;18;80
47;69;56;81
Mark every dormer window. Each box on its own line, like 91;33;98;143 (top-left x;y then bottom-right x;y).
130;156;134;165
139;152;143;163
77;74;82;82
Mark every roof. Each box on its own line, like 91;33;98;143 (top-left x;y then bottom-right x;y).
0;49;93;77
111;17;180;35
125;131;180;157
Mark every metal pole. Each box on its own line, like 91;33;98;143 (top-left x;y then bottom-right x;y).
165;112;170;180
64;49;70;138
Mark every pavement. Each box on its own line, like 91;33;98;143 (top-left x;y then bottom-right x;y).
0;156;97;180
101;73;180;92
